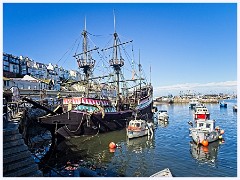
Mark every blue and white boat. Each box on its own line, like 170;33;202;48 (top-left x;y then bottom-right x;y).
189;98;199;109
220;101;227;108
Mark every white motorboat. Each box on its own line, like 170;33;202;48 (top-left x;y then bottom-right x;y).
233;105;237;112
189;119;224;146
157;110;169;121
126;119;153;139
189;98;199;109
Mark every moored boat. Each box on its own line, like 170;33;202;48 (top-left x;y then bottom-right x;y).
233;105;237;112
189;98;199;109
189;119;224;146
126;119;153;139
220;101;227;108
38;17;153;140
150;168;173;177
157;110;169;121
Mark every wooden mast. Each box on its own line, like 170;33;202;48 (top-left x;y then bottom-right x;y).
73;17;98;97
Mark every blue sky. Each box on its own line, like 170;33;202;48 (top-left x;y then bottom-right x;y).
3;3;237;96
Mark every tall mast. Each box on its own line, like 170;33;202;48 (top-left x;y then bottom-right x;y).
101;11;132;110
73;17;98;97
109;12;124;111
138;50;142;91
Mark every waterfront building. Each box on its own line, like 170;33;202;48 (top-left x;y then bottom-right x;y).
3;53;20;78
3;52;80;91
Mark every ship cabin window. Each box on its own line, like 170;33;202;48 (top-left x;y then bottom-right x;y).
206;124;211;128
198;123;204;128
136;123;141;127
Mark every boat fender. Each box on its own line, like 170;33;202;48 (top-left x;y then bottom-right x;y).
109;142;116;149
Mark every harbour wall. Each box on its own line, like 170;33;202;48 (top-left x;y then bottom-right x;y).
154;97;219;105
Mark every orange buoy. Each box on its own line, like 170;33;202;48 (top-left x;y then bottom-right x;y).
109;142;116;149
201;140;209;147
220;130;225;135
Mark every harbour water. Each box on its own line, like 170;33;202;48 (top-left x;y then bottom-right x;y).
48;99;237;177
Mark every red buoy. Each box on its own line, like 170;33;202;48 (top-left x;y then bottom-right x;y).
109;142;116;149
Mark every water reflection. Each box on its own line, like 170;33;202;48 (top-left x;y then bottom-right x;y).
158;119;169;127
189;140;221;166
127;135;155;153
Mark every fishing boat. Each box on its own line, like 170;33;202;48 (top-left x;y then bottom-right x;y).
194;104;210;120
157;110;169;121
233;105;237;112
189;98;199;109
189;119;224;146
220;101;227;108
126;118;153;139
38;18;153;139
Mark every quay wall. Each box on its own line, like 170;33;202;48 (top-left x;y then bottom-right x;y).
3;122;43;177
154;98;219;105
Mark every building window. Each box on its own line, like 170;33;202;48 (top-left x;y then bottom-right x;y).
3;66;9;71
3;61;9;66
3;55;8;61
4;81;9;86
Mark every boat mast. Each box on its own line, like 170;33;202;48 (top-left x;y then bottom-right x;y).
138;50;142;92
73;17;98;97
109;12;124;111
101;11;132;110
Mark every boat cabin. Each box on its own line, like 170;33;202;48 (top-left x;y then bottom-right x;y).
128;119;146;129
195;120;215;131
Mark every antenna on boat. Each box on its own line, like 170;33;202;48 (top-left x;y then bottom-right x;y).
113;9;116;33
150;64;152;85
84;16;87;31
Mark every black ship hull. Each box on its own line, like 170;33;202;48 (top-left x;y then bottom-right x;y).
38;110;133;139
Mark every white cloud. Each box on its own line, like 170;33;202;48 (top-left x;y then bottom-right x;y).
154;81;237;97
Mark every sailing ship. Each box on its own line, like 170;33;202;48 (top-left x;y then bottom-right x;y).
38;17;153;139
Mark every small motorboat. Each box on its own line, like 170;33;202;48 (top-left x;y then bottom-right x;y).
233;105;237;112
189;119;224;146
220;101;227;108
150;168;173;177
157;110;169;121
126;119;153;139
189;98;199;109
